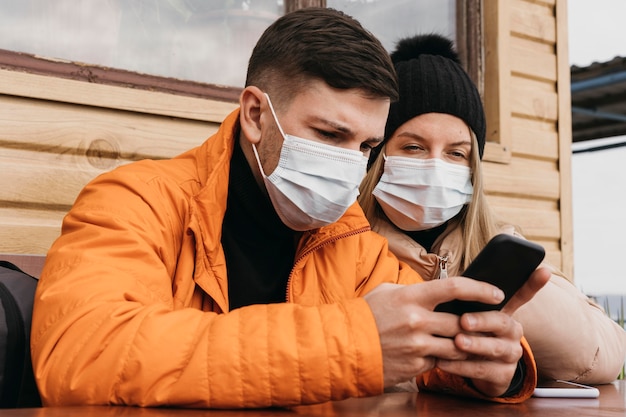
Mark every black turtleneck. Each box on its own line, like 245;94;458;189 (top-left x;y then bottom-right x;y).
221;139;297;310
405;221;449;252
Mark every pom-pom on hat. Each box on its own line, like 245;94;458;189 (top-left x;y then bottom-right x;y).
385;34;486;158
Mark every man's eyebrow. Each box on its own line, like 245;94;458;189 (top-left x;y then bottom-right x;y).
315;116;354;135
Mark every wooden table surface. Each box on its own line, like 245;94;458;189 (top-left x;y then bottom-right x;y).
3;380;625;417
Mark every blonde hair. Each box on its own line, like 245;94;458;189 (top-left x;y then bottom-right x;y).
358;130;503;270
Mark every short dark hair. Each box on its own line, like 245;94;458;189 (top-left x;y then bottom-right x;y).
246;7;398;104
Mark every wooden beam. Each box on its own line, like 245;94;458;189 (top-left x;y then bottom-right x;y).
483;0;512;164
555;0;574;279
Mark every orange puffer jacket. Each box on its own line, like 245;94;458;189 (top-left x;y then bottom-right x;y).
31;110;536;408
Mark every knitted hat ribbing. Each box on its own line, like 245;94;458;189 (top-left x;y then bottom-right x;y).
385;34;486;158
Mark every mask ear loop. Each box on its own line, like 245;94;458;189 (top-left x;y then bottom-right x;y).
251;143;267;178
264;93;288;138
252;93;286;179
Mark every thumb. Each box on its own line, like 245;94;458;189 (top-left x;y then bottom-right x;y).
501;267;551;315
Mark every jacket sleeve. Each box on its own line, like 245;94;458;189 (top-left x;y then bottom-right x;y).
513;269;626;384
497;228;626;384
33;273;383;408
414;337;537;403
31;171;385;409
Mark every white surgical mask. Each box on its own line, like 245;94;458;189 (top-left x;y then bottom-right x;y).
372;156;473;231
251;93;368;231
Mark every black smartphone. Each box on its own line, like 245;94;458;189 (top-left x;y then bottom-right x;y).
434;234;545;315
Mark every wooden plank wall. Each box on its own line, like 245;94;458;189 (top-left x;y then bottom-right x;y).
483;0;573;278
0;0;574;280
0;69;238;255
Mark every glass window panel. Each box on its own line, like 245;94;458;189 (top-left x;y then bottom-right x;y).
328;0;456;52
0;1;456;88
0;0;283;88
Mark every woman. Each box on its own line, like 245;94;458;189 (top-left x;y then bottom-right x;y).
359;34;626;384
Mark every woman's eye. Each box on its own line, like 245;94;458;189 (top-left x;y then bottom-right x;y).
403;145;424;152
450;150;468;159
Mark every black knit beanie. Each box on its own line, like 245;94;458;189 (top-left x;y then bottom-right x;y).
385;34;486;158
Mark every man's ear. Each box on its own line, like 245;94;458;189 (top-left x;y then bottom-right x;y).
239;86;265;145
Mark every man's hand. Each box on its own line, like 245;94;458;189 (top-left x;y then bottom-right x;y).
435;266;552;397
364;276;507;387
435;309;524;397
364;267;551;395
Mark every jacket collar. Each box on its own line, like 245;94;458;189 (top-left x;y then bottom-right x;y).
295;202;372;256
188;109;240;311
186;109;373;310
371;217;464;280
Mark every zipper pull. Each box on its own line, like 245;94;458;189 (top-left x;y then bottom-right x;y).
438;255;449;279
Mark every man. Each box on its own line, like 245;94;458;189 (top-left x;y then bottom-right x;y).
31;8;549;408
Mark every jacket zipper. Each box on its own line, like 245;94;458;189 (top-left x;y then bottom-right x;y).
285;226;371;302
437;255;449;279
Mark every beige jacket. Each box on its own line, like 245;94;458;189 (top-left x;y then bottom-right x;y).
372;218;626;384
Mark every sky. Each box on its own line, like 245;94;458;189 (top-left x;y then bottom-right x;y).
568;0;626;295
568;0;626;67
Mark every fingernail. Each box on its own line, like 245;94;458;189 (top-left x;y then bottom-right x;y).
459;334;471;348
465;314;476;329
494;288;505;301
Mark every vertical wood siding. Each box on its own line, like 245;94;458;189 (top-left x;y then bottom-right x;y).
483;0;573;278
